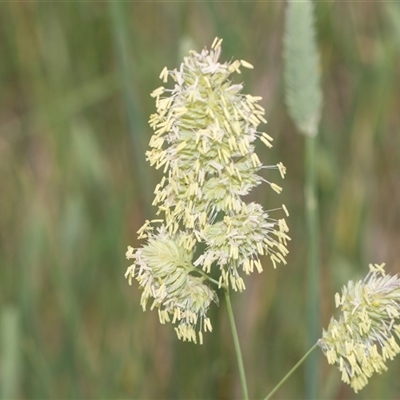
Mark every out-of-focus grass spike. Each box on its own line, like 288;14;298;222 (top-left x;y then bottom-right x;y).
284;0;322;137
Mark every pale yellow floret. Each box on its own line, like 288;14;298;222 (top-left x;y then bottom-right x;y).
249;259;255;273
326;348;337;364
271;183;283;194
369;262;386;275
277;242;289;256
270;254;280;269
124;265;135;285
240;59;254;69
207;107;215;119
151;86;165;98
221;94;227;107
237;108;247;121
229;60;242;74
230;276;238;291
232;121;241;135
237;278;246;291
221;148;231;164
158;309;171;324
387;336;400;355
204;317;212;332
352;375;368;393
242;102;251;113
126;245;135;259
264;238;275;248
277;162;287;178
255;259;263;273
243;259;251;274
228;136;237;151
199;331;204;345
162;160;170;173
204;76;211;88
258;114;267;124
174;106;188;116
172;308;180;324
245;98;255;110
211;36;219;48
242;137;250;152
335;292;342;308
231;246;239;260
223;119;233;134
282;204;289;217
346;324;353;335
159;66;169;83
155;97;166;112
137;220;151;238
217;148;222;162
262;132;274;141
149;136;164;149
382;342;396;360
246;94;262;102
251;153;261;168
223;106;231;121
276;252;287;265
235;167;242;182
260;135;273;148
254;103;266;114
249;114;260;127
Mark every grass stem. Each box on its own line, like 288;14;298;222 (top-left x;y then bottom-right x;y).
305;135;320;399
263;342;318;400
224;288;249;400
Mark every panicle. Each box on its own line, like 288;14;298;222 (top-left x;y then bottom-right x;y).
125;226;217;344
126;37;290;343
318;263;400;392
146;37;290;287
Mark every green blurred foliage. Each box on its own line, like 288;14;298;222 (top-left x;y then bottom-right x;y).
1;2;400;399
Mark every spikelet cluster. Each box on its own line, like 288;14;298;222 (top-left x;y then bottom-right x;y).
125;227;216;344
318;263;400;392
126;38;289;343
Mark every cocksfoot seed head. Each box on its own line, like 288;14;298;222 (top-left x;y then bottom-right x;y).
125;37;290;343
318;263;400;392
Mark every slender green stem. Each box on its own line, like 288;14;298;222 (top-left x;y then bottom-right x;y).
263;343;318;400
305;135;320;399
196;269;220;287
205;275;220;287
224;288;249;400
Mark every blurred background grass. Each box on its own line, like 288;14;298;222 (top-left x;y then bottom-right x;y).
1;1;400;399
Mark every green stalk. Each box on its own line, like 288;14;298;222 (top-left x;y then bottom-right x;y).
263;343;318;400
224;288;249;400
305;135;320;399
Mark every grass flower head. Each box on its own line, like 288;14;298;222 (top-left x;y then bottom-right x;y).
125;226;217;344
318;263;400;392
126;37;290;342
